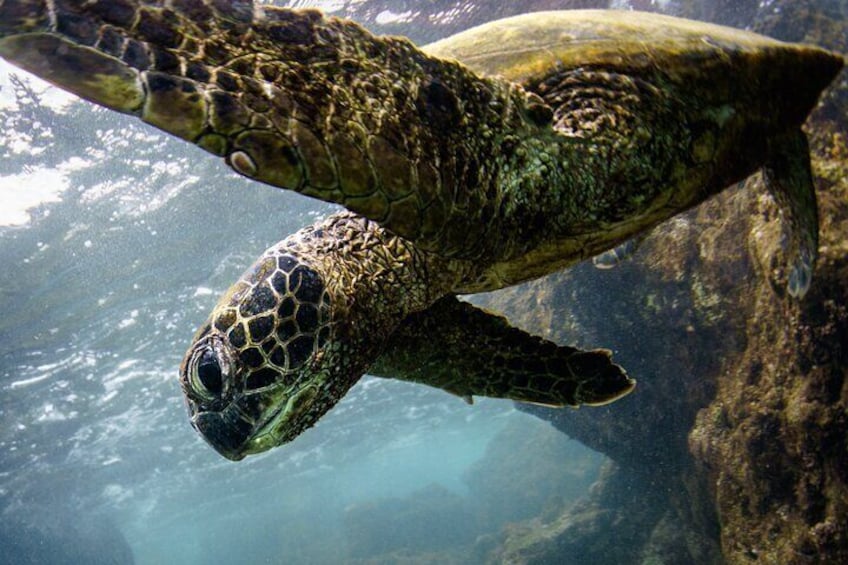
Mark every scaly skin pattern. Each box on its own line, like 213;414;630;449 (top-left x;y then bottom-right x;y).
180;211;457;460
0;0;555;272
371;296;635;408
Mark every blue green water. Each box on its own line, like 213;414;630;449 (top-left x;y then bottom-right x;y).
0;2;610;562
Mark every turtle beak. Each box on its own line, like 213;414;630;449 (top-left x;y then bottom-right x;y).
190;405;254;461
187;389;287;461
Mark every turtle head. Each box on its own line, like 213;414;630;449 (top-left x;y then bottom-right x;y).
179;249;337;461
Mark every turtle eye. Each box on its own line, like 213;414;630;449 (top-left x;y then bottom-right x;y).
194;349;223;397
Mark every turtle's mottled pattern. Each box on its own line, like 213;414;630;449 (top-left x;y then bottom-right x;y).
182;212;453;455
372;296;630;408
0;0;548;266
0;2;841;460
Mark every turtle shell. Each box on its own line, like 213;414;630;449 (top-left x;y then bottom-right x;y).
423;9;843;136
424;9;835;79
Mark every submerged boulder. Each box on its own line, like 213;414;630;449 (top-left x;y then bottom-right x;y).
341;417;603;562
463;418;603;532
0;506;134;565
343;483;477;559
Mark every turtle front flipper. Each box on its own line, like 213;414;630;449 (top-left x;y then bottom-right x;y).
0;0;547;260
763;130;819;298
370;297;635;407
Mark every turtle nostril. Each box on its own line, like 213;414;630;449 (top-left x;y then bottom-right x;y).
197;350;223;396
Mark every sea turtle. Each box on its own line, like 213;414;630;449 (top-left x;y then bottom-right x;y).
0;2;842;460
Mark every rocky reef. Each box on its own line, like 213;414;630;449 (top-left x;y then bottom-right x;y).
341;418;603;563
0;505;134;565
474;3;848;563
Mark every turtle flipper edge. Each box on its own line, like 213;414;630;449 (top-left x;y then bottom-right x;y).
763;130;819;298
370;297;635;408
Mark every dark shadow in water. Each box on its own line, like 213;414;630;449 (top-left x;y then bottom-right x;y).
0;504;134;565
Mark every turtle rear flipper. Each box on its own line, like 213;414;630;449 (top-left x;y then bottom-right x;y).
370;297;635;407
763;130;819;298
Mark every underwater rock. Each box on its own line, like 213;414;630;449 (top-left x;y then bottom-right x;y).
343;483;477;559
463;417;604;532
341;418;601;562
663;0;761;28
688;121;848;563
477;5;848;563
483;131;848;565
0;506;134;565
483;462;722;564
